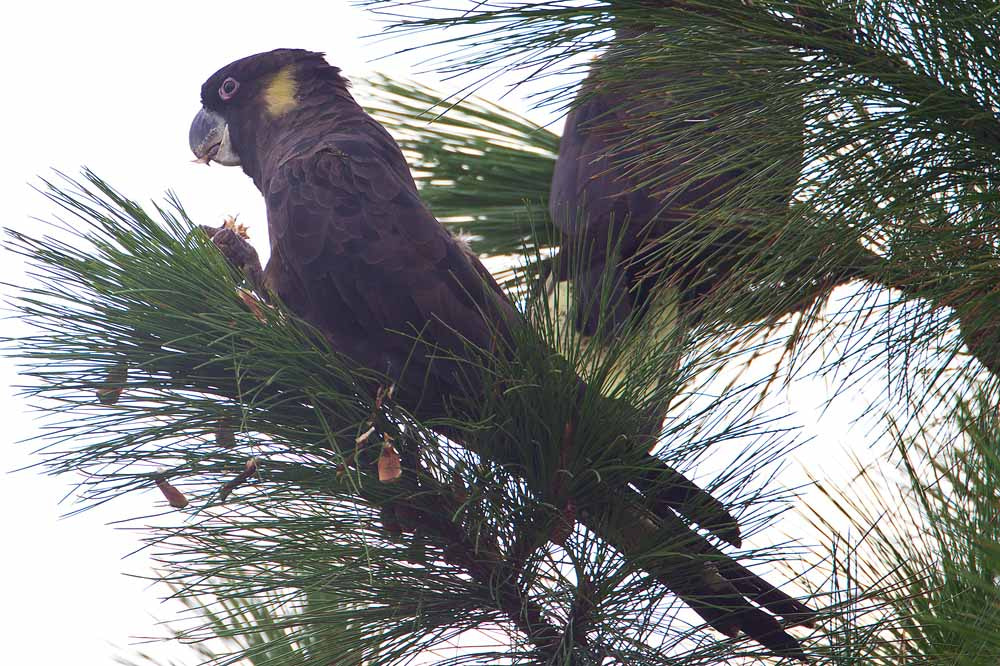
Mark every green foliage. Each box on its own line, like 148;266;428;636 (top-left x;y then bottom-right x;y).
359;0;1000;399
9;172;810;664
116;581;369;666
14;2;1000;664
114;384;1000;665
790;388;1000;664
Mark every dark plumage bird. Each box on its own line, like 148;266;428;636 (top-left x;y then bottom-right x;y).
189;48;813;658
547;27;803;420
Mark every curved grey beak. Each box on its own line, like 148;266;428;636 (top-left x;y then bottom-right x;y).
189;107;241;166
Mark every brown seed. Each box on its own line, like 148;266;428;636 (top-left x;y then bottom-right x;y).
219;457;259;502
237;288;267;323
378;442;402;483
155;476;189;509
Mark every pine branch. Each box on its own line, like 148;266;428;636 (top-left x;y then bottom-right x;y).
7;171;820;664
324;452;576;662
790;386;1000;662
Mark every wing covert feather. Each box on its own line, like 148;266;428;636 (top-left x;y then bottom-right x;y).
263;135;519;394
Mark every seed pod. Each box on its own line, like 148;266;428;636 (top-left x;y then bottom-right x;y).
378;442;402;483
155;475;189;509
219;457;259;502
96;363;127;405
222;214;250;239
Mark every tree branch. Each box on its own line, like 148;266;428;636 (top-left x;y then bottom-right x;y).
278;455;579;662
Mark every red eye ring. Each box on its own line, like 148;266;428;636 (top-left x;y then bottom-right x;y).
219;77;240;101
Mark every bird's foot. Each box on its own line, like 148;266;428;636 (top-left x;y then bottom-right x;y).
209;225;259;270
200;223;267;295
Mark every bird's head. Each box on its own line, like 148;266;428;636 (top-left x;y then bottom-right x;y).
189;49;346;171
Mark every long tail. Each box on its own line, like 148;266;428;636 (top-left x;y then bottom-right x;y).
577;481;815;661
565;397;814;658
630;454;744;546
584;390;745;546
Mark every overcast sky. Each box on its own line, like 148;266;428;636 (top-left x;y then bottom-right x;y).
0;2;884;664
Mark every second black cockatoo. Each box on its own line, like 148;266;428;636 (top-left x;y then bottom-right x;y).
547;24;803;421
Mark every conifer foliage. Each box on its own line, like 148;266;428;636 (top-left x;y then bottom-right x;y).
11;2;1000;664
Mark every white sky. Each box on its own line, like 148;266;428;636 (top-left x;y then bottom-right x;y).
0;2;891;664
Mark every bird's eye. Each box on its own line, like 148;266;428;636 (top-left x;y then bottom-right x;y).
219;77;240;101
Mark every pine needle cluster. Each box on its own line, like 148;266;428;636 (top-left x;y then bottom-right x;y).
11;1;1000;664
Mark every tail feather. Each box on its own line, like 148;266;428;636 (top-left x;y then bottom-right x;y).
580;482;814;661
721;560;816;627
631;455;743;546
626;464;816;628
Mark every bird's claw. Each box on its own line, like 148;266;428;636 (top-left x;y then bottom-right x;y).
198;222;257;267
212;226;256;264
200;224;267;296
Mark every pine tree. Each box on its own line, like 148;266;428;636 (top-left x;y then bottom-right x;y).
11;1;1000;664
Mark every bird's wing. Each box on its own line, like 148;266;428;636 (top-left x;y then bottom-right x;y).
263;131;519;411
548;79;672;337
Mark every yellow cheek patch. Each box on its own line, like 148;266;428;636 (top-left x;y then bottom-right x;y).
263;66;299;117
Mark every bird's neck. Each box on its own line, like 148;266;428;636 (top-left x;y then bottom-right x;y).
239;84;368;189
